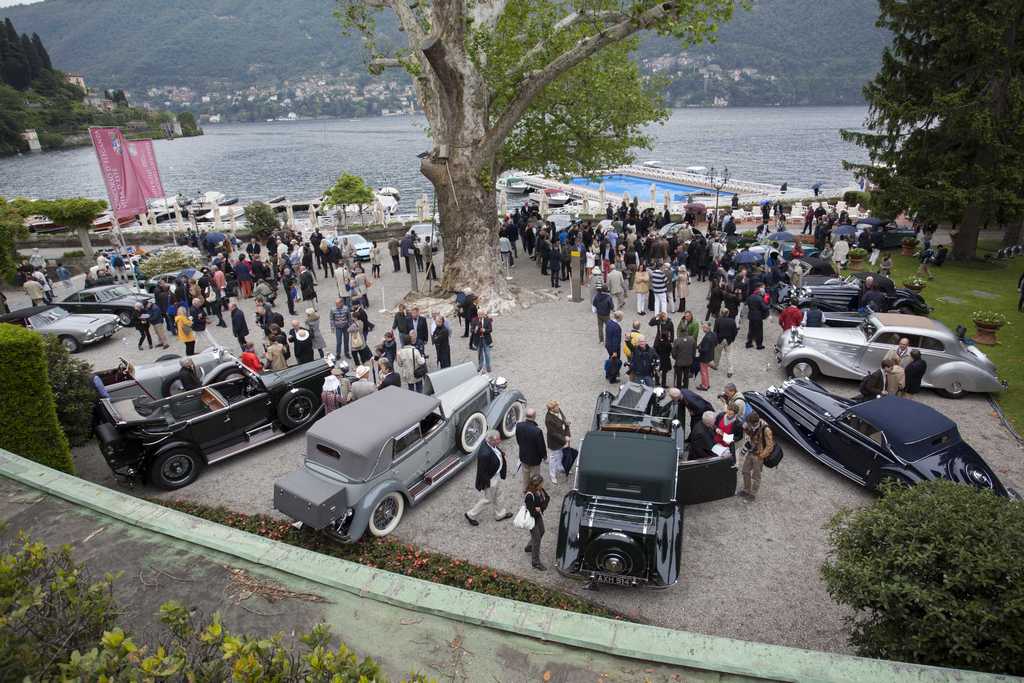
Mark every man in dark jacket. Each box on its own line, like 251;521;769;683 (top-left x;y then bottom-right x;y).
686;411;717;460
465;430;512;526
629;336;659;386
378;359;402;389
904;350;927;395
515;408;547;492
400;233;415;274
679;388;713;433
671;329;696;389
298;266;317;303
229;302;249;350
859;360;892;399
713;311;738;378
697;322;718;390
605;310;623;359
592;286;614;343
745;284;769;349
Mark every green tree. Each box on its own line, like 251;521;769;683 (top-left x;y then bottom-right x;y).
822;481;1024;675
842;0;1024;261
19;32;40;81
177;110;200;135
242;201;281;238
323;172;375;226
30;32;51;70
30;197;108;261
0;197;28;278
1;18;30;90
339;0;733;301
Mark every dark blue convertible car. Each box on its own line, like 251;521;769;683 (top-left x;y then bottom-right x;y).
745;379;1016;497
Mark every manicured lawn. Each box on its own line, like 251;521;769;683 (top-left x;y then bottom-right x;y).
883;241;1022;431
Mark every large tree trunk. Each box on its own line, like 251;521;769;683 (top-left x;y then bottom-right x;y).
422;154;504;305
1002;219;1023;248
75;226;95;261
951;203;983;260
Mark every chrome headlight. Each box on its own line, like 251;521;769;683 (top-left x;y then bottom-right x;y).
84;329;96;338
491;376;508;392
965;463;993;489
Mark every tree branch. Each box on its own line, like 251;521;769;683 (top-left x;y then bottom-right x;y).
369;57;405;70
505;10;630;81
470;0;510;31
482;2;674;162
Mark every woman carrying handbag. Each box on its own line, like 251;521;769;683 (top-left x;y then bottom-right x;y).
523;475;550;571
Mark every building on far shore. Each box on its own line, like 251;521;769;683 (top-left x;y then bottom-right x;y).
64;73;86;90
20;129;41;152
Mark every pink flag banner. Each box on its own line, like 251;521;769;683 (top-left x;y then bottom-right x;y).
89;127;147;219
126;139;166;200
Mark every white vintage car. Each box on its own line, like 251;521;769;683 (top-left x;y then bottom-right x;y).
776;313;1007;399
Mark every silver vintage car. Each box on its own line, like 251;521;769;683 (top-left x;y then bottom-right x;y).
0;305;119;353
776;313;1006;398
274;362;525;542
93;346;249;402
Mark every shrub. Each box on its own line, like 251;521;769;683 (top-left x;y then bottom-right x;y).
0;534;119;680
0;323;73;473
902;276;927;290
842;190;870;206
822;481;1024;675
847;247;868;259
138;246;203;277
900;237;919;248
42;335;96;446
37;131;65;150
62;249;85;259
972;310;1008;326
243;201;281;238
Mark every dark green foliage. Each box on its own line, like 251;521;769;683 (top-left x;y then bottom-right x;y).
0;534;119;681
176;110;200;135
842;0;1024;260
242;201;280;238
0;323;74;473
31;32;50;70
0;198;28;277
41;335;96;447
842;190;870;207
822;481;1024;675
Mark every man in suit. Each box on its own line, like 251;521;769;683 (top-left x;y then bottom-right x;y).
713;311;738;378
745;284;769;350
229;302;249;350
378;359;402;389
515;408;547;493
904;349;927;396
409;307;429;353
465;430;513;526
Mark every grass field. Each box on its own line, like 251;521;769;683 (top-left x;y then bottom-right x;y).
881;240;1022;432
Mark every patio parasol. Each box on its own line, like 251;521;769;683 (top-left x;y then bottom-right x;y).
766;230;795;242
228;209;238;233
759;198;771;206
649;183;657;209
173;200;184;232
498;189;508;218
285;203;295;228
833;224;857;237
598;181;607;209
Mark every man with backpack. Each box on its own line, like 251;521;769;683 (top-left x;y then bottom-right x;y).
739;413;774;502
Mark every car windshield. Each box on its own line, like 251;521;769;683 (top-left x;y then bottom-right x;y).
345;234;368;246
28;307;69;326
96;286;132;302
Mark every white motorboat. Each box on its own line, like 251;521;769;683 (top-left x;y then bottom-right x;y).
541;188;571;206
377;186;401;201
496;174;529;193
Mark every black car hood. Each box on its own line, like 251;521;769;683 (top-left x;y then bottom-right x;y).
909;440;1009;497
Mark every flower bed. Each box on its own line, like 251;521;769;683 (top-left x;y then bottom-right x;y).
156;499;626;620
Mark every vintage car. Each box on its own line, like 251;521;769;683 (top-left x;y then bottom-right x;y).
95;357;335;489
853;217;916;250
93;346;249;402
554;383;737;588
0;305;119;353
60;284;153;327
335;233;373;261
778;272;930;316
274;363;524;542
776;313;1006;398
144;269;197;294
744;379;1017;497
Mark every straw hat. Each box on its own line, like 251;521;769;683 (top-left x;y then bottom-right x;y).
295;329;310;342
355;365;370;379
305;307;316;316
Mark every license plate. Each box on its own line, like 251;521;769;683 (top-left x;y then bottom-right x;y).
590;572;644;586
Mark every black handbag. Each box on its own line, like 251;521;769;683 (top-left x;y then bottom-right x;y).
764;443;784;468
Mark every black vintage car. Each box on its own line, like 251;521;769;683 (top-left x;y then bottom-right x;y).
60;285;153;327
744;379;1017;497
555;383;736;588
779;271;930;316
96;358;334;490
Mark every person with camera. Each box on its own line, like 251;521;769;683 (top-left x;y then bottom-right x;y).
739;413;773;502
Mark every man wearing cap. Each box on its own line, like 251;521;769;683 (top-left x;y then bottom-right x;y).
289;320;314;364
350;365;377;400
592;286;614;343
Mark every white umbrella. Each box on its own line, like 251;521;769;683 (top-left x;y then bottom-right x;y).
310;207;319;230
285;203;295;228
173;200;184;232
229;208;238;233
498;189;508;218
582;195;591;215
539;190;549;217
623;191;630;206
598;182;607;211
415;195;427;222
147;208;158;229
213;205;223;230
650;183;657;210
663;191;671;210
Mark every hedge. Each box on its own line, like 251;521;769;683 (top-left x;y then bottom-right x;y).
42;335;96;447
0;323;74;473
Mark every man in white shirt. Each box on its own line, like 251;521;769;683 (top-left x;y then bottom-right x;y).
465;431;513;526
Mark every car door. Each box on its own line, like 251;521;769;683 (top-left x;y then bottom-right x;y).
184;391;248;454
64;291;94;314
388;424;426;488
676;453;737;505
917;335;951;386
816;414;880;481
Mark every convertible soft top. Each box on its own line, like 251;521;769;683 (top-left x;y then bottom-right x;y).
844;395;956;448
578;430;677;503
0;305;53;322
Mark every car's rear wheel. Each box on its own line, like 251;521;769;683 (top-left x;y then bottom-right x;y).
938;380;966;399
206;367;245;385
150;447;203;490
584;531;645;576
786;359;819;380
458;412;488;453
278;388;318;429
368;492;405;537
59;335;80;353
499;402;523;439
117;311;133;327
161;375;185;398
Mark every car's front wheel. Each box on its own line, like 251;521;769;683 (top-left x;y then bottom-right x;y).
278;388;318;429
458;412;488;453
150;447;203;490
59;335;80;353
367;492;405;537
117;311;133;327
499;402;523;439
786;359;819;380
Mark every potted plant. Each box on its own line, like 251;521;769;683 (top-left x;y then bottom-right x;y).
901;237;919;256
902;276;927;292
847;247;868;271
971;310;1007;345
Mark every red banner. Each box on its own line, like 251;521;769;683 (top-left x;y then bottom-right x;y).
89;127;147;219
126;139;166;200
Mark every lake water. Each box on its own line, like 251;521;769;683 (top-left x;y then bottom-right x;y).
0;106;868;212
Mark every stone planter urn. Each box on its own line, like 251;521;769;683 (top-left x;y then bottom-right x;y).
901;243;916;256
848;256;865;272
972;321;1003;346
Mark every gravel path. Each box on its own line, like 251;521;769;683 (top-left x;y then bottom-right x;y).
22;245;1020;655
